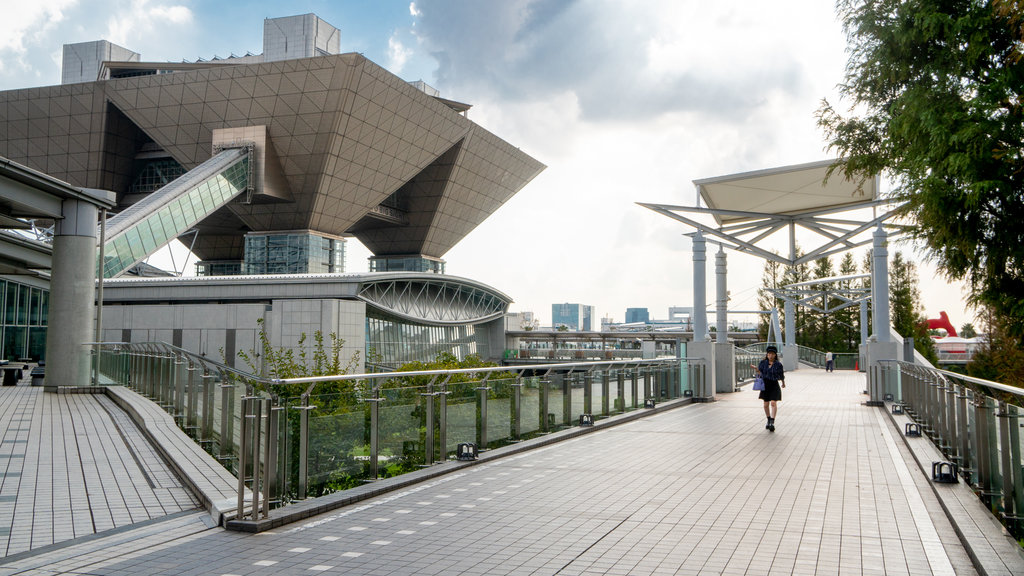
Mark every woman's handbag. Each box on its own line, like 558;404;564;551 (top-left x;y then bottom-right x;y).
753;375;764;391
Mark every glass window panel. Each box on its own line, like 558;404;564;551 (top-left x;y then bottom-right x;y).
29;289;40;325
17;285;28;325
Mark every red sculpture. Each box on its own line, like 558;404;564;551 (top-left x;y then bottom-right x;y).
925;311;957;337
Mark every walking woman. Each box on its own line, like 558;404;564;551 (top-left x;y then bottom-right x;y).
752;345;785;431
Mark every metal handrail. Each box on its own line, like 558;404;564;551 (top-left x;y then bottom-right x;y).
880;359;1024;398
877;358;1024;539
89;341;706;520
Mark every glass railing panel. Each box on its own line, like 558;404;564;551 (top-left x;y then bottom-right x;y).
445;380;479;456
546;378;567;431
304;392;370;495
966;389;978;486
623;370;636;411
519;377;541;439
378;385;427;478
486;378;515;449
589;371;605;419
568;373;585;424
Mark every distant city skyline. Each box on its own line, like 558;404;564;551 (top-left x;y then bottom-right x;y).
0;1;975;331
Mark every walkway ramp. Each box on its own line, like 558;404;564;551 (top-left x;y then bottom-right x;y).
6;369;1023;575
99;147;251;278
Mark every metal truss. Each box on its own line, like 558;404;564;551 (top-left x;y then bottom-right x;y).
765;273;872;315
637;199;906;267
358;277;509;325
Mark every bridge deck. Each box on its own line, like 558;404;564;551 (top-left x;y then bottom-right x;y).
3;369;1023;575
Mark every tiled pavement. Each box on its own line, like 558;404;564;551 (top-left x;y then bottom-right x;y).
0;382;200;558
5;369;1021;575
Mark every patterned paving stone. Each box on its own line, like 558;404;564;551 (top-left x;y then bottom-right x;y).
0;385;201;558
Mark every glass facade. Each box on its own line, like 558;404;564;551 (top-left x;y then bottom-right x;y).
195;260;243;277
368;255;445;274
129;158;187;195
243;232;345;275
366;310;490;368
552;303;595;331
102;155;250;278
0;279;48;361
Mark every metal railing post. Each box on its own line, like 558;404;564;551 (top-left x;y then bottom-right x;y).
298;394;310;499
250;395;262;521
262;398;273;518
584;372;593;415
236;395;249;520
616;370;625;413
540;376;550;432
626;366;634;407
477;381;490;450
561;373;571;426
424;379;435;466
512;376;523;441
601;371;610;416
439;379;449;461
174;355;186;422
220;379;236;465
370;386;380;479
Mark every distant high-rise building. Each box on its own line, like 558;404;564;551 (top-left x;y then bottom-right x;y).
552;303;595;331
625;308;650;323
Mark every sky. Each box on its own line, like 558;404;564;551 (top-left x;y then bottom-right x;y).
0;0;978;332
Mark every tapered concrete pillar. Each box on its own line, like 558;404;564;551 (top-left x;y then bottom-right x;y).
44;198;98;391
689;232;715;400
872;225;891;343
692;232;707;342
715;246;727;343
860;300;869;344
867;225;898;402
713;246;734;392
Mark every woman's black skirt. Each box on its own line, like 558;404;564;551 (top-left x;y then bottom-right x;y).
759;379;782;402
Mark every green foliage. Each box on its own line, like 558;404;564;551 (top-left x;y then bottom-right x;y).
968;311;1024;388
888;251;940;363
960;323;978;338
819;0;1024;344
756;255;784;341
236;318;362;399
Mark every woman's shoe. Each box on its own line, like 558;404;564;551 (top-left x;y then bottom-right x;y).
768;418;775;432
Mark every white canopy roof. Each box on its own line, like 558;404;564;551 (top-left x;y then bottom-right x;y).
693;159;878;225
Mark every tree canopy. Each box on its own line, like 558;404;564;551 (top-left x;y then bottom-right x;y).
818;0;1024;341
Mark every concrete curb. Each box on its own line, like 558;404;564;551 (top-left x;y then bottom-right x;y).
881;401;1024;576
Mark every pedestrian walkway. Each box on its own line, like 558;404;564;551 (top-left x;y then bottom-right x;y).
0;383;200;558
5;367;1022;575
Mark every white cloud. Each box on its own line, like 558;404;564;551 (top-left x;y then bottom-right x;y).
409;2;421;17
104;0;193;47
0;0;76;73
386;34;413;74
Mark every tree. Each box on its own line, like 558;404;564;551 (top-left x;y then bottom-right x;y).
968;310;1024;387
818;0;1024;342
838;252;861;351
889;251;939;364
756;255;784;341
960;323;978;339
890;252;918;338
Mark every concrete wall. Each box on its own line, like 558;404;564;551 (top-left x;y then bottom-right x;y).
101;298;365;374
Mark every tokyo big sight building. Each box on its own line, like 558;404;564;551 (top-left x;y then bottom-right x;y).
0;14;544;369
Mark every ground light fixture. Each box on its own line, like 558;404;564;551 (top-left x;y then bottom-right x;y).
456;443;478;461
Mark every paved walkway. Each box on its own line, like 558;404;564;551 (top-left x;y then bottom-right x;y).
5;368;1020;575
0;383;200;558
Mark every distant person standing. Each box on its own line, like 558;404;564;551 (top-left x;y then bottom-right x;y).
825;351;834;372
751;345;785;432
